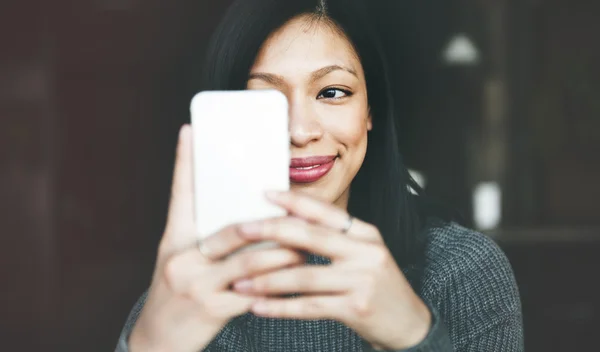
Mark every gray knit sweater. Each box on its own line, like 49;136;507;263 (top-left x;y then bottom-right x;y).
115;219;523;351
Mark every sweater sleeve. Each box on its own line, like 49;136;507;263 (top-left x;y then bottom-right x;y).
395;302;453;351
114;291;148;352
417;224;524;352
367;223;524;352
362;300;454;352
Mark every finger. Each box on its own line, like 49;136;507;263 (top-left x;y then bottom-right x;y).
267;191;382;242
208;292;257;319
251;295;347;320
188;291;256;321
214;248;306;288
232;267;355;295
163;125;196;251
239;217;363;259
266;191;347;229
163;249;213;293
198;224;256;261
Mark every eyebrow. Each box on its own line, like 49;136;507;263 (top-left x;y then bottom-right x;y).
248;64;358;86
311;64;358;81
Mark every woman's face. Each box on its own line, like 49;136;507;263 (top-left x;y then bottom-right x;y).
248;15;371;209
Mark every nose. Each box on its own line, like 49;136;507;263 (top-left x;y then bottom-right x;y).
288;96;323;147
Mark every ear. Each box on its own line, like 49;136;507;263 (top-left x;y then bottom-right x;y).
367;112;373;131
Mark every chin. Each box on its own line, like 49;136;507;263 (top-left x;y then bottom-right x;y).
290;182;320;194
290;182;345;206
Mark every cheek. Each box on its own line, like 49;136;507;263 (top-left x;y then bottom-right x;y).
320;105;369;149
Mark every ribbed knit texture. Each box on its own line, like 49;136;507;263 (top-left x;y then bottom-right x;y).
115;219;523;351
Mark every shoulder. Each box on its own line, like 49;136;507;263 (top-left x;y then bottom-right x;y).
415;218;523;347
418;218;519;297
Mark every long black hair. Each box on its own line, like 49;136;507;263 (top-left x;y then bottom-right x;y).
200;0;426;267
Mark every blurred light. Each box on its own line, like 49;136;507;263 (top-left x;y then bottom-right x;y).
408;169;427;194
473;182;501;230
443;34;480;66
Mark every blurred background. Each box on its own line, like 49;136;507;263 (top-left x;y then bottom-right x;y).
1;0;599;351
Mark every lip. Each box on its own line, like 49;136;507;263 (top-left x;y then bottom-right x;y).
289;155;337;183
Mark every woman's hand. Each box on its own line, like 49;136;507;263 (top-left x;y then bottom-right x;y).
232;191;432;350
128;126;305;352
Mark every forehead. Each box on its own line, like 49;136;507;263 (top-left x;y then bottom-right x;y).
252;15;363;76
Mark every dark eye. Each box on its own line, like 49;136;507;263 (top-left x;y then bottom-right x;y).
317;88;351;100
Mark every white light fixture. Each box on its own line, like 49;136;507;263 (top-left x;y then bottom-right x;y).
473;182;501;230
408;169;427;194
443;34;480;66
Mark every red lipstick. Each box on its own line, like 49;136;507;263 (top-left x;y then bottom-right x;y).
289;155;337;183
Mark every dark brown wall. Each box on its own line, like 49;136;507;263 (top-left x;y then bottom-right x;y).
1;1;231;350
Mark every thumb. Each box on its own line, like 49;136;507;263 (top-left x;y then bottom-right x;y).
161;125;197;257
207;292;256;320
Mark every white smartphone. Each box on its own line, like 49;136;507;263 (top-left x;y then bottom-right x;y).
190;90;290;251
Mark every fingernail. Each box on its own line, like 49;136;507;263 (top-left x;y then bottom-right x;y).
179;124;189;139
239;222;261;237
233;279;253;292
252;300;269;314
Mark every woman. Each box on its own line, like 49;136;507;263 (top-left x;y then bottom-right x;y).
116;0;523;351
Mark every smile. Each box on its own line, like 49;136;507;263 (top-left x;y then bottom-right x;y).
289;155;337;183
